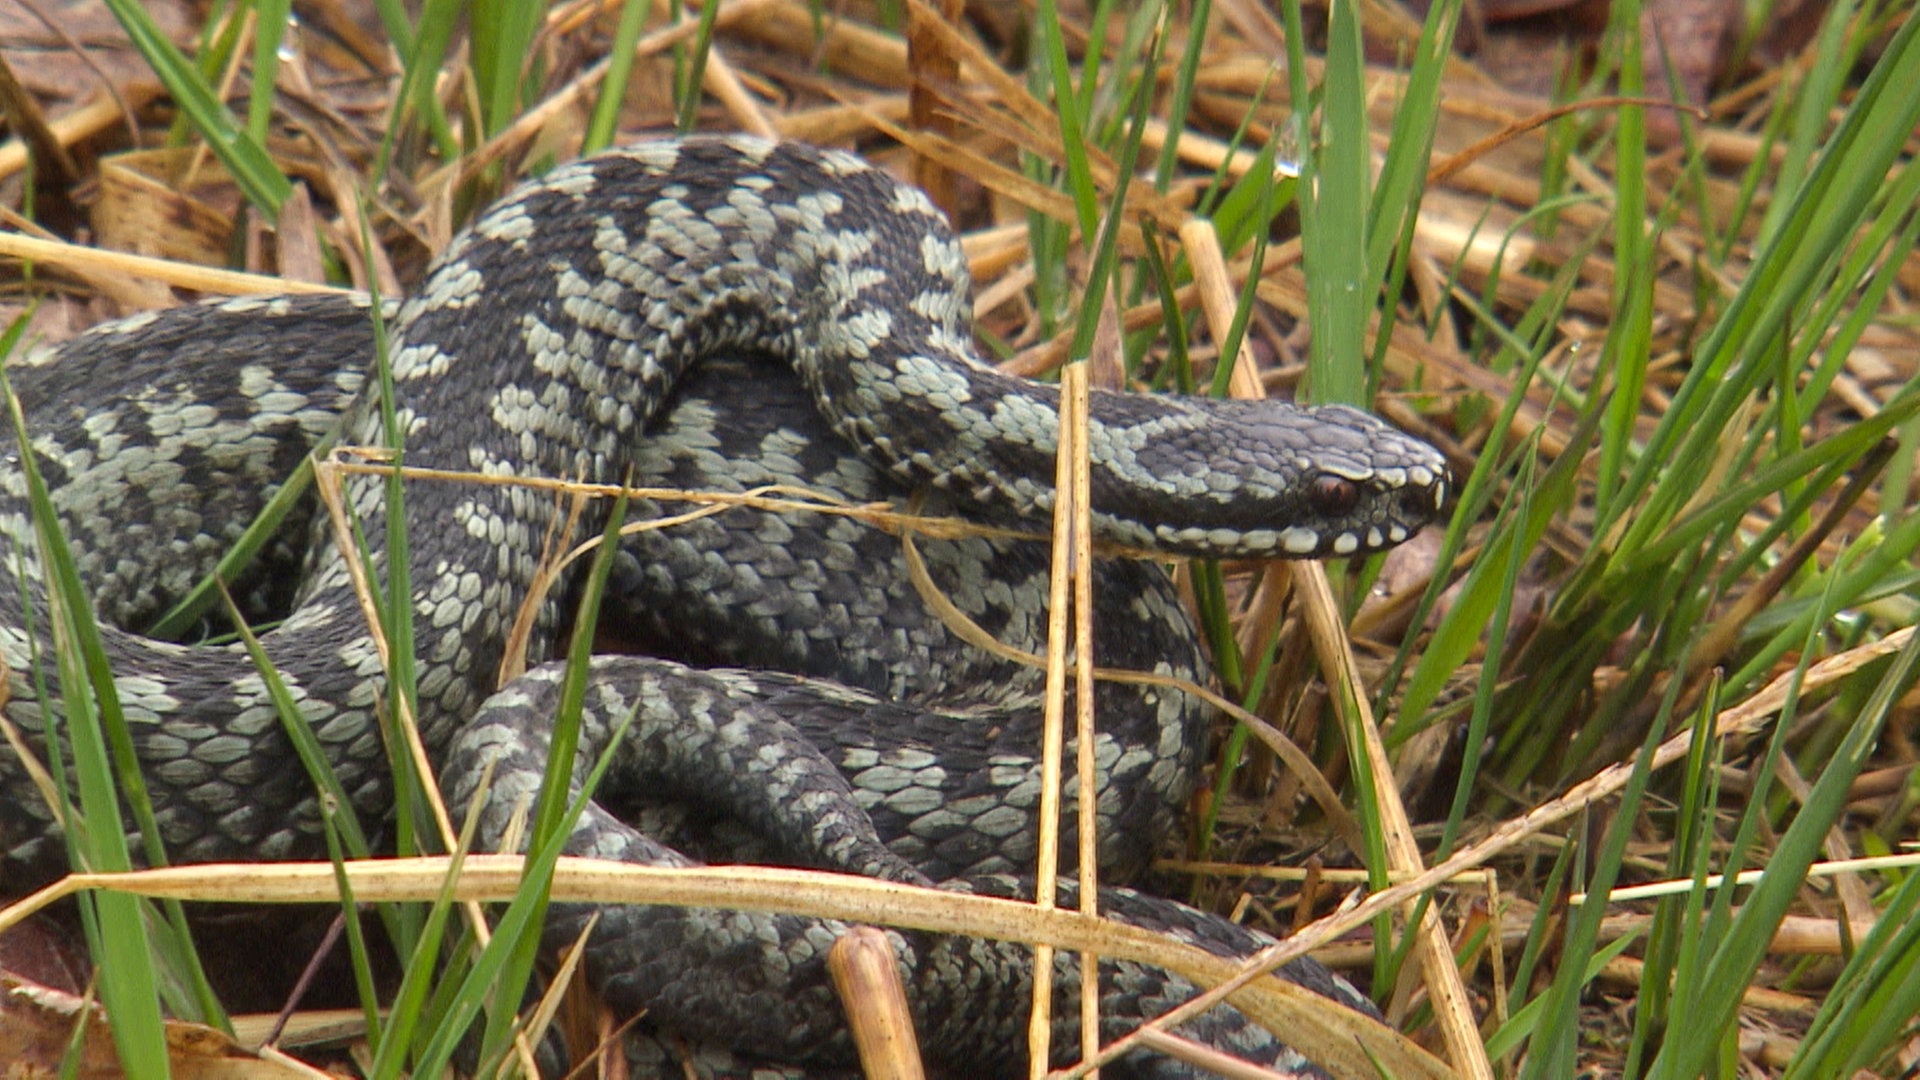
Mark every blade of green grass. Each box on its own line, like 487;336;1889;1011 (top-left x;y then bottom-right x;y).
1623;672;1724;1073
1615;388;1920;581
1150;0;1209;190
1096;50;1159;354
587;0;651;152
414;694;641;1080
217;582;373;858
0;314;170;1071
1486;930;1642;1060
1072;0;1116;125
1391;263;1585;737
1649;596;1920;1078
1603;11;1920;560
361;272;428;863
1364;0;1462;399
1783;861;1920;1078
673;0;723;134
470;0;547;139
365;790;482;1077
1592;0;1650;514
1661;572;1842;1070
246;0;293;144
1033;0;1099;243
1297;0;1368;407
1514;643;1688;1079
1205;161;1280;403
1754;0;1868;250
1720;470;1920;694
1497;839;1574;1058
377;0;463;178
99;0;290;215
472;491;632;1069
1429;452;1531;859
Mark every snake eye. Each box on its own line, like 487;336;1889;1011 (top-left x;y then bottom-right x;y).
1309;475;1360;517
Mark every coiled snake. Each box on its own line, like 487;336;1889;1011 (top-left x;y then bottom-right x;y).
0;137;1449;1077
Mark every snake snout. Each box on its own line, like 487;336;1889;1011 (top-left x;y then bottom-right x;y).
1397;475;1449;526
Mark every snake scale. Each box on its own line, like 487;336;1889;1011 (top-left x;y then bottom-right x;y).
0;136;1450;1077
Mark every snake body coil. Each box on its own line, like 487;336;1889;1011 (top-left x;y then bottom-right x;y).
0;137;1448;1077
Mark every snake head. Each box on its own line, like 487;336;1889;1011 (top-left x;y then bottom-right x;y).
1089;396;1452;561
1280;402;1452;558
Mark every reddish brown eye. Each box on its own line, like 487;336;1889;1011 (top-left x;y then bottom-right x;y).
1310;475;1360;516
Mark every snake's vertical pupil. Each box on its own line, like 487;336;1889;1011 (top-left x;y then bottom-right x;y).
1310;475;1361;517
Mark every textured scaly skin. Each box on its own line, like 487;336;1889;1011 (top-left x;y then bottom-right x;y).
0;137;1448;1076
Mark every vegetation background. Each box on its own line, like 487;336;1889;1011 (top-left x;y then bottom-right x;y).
0;0;1917;1076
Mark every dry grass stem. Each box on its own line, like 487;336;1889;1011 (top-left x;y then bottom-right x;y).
1291;562;1491;1079
0;230;345;299
830;926;929;1080
1027;360;1091;1075
2;856;1449;1079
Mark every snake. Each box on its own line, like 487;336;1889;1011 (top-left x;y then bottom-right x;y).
0;136;1450;1077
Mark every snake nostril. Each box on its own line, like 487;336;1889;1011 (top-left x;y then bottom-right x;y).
1309;475;1360;518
